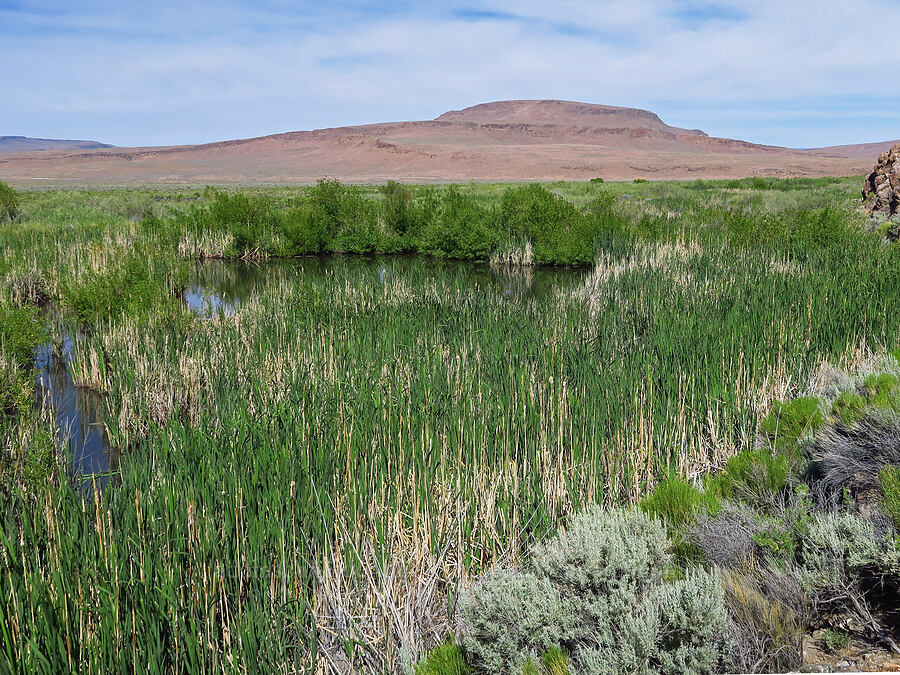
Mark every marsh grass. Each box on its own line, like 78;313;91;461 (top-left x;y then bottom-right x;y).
0;176;897;671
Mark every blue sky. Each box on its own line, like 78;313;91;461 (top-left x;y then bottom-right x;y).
1;0;898;148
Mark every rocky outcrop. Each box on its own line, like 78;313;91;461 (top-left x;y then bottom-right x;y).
862;143;900;216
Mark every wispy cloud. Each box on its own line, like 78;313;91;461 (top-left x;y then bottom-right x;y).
1;0;897;147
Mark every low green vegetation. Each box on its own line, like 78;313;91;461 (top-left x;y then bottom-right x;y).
881;465;900;528
0;175;898;671
441;356;900;673
759;397;823;454
0;180;19;222
415;640;472;675
819;628;851;653
640;476;719;529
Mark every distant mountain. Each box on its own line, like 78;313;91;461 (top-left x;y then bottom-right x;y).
435;100;709;136
803;139;900;159
0;101;884;184
0;136;112;153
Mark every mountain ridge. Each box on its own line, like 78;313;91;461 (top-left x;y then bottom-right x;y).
0;100;886;184
0;136;113;153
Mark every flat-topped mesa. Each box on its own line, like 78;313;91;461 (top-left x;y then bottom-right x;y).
434;99;708;136
862;143;900;217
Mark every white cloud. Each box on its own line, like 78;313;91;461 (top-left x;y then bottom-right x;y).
0;0;897;147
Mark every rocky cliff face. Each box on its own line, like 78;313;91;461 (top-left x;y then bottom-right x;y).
862;143;900;216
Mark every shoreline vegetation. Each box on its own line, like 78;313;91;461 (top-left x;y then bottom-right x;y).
1;176;899;672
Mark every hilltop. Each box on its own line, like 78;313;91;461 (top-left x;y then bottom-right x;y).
0;100;885;184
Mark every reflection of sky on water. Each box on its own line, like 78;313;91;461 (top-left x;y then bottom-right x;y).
34;256;588;488
34;336;114;488
183;255;587;313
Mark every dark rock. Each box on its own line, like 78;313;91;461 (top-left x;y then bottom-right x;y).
862;143;900;216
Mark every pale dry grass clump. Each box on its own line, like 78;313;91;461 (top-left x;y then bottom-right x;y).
178;230;234;259
587;239;701;286
490;240;534;268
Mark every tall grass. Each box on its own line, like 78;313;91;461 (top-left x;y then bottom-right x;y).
0;176;897;671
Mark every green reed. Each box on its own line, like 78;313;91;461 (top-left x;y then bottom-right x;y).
0;176;897;671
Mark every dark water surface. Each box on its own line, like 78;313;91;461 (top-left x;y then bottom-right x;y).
39;256;589;481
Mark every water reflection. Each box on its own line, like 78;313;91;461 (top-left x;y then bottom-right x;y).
184;255;587;314
35;256;587;485
34;336;115;487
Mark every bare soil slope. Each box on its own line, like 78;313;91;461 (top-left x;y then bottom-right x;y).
806;139;900;159
0;100;879;185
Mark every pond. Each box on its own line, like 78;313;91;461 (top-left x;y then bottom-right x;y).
37;256;588;483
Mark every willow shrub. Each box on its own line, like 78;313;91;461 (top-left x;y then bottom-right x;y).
418;185;496;259
61;250;187;325
0;181;19;222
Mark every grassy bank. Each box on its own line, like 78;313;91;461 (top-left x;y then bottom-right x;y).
434;349;900;674
0;176;898;671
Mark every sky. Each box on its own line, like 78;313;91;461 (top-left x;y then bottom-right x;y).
1;0;898;148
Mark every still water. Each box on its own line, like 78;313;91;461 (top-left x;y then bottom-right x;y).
36;256;588;483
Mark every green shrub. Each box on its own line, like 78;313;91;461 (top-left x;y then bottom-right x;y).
633;179;648;184
0;181;20;221
279;207;328;254
500;184;581;263
864;373;898;409
585;192;635;248
831;390;866;426
205;190;274;253
62;251;186;325
589;177;604;184
705;449;791;508
880;465;900;529
380;180;416;236
419;186;495;259
819;628;851;653
456;569;563;675
760;397;823;452
415;639;471;675
0;305;46;366
640;477;718;529
307;178;378;250
752;521;797;563
306;178;348;240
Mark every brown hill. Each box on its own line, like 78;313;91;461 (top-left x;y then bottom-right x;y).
0;100;881;185
805;139;900;159
435;100;708;136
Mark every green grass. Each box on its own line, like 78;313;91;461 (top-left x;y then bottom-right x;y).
0;176;897;671
832;390;866;426
864;373;899;409
760;397;824;454
640;477;718;529
416;640;472;675
880;465;900;529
